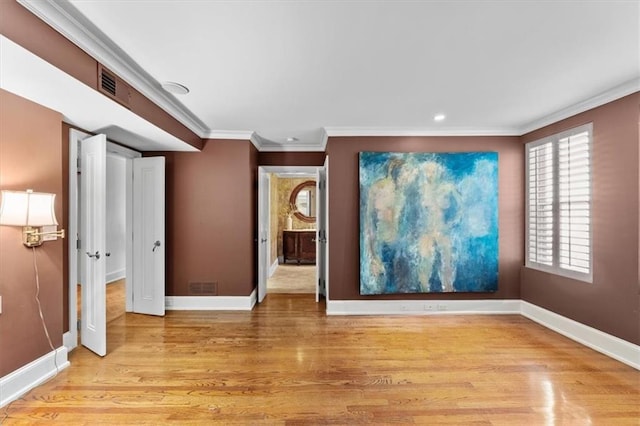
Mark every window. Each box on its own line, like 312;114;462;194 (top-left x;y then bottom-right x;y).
526;123;592;282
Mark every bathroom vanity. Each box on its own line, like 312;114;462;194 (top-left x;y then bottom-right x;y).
283;230;316;264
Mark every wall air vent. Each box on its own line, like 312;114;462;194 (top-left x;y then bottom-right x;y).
188;281;218;296
97;64;131;109
101;69;116;96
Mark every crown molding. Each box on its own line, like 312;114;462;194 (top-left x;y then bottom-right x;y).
204;130;255;140
250;133;327;152
320;127;329;151
519;78;640;135
17;0;210;138
323;127;520;137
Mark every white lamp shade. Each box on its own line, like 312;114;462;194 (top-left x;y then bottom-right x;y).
0;190;58;226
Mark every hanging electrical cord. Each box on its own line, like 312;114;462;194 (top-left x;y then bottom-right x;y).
1;247;60;424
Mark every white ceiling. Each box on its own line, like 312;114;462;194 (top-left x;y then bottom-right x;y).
19;1;640;150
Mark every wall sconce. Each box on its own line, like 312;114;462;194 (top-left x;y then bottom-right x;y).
0;189;65;247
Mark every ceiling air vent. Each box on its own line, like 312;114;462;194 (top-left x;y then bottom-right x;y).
97;64;131;109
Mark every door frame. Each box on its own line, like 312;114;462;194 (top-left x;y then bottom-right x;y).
257;168;270;303
65;129;140;351
258;164;329;304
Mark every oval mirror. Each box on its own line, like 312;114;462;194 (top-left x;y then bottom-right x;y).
289;180;316;223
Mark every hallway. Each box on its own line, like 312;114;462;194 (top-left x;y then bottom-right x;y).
267;264;315;294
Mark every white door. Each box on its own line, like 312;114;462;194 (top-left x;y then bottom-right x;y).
80;134;107;356
132;157;165;316
316;157;329;302
257;168;269;303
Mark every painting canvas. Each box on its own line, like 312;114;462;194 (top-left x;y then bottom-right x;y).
359;151;499;295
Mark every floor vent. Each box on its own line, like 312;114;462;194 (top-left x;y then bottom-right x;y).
97;64;131;108
188;281;218;296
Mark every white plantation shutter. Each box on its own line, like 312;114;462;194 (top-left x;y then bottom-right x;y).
527;141;554;266
558;131;591;274
526;124;592;282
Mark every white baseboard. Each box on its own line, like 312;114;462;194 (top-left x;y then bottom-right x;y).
521;301;640;370
269;259;279;277
165;288;257;311
326;299;521;315
62;331;77;352
0;346;70;408
106;269;126;283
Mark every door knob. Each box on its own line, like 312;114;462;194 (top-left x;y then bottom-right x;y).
86;251;100;259
152;240;161;252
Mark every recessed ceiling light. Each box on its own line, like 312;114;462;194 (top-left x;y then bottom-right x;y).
434;113;446;122
161;81;189;95
286;137;299;142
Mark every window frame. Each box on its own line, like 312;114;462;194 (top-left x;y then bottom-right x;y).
525;123;593;283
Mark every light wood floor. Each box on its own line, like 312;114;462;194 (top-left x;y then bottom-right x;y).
4;294;639;424
267;264;315;294
77;279;126;326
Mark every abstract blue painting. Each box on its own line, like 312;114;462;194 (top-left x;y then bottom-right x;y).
359;152;499;294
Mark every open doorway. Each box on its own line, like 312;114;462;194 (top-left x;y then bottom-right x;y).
267;175;317;294
68;128;166;356
70;130;140;351
257;163;328;303
76;149;129;340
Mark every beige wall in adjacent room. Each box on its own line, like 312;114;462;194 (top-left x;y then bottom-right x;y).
275;178;316;259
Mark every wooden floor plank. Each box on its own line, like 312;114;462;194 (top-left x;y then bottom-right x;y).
3;294;639;424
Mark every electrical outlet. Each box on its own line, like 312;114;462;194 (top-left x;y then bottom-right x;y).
424;304;434;311
437;304;447;311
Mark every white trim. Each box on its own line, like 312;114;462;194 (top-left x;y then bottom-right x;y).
106;268;126;283
17;0;209;138
62;331;74;352
319;128;329;151
521;302;640;370
269;259;279;278
66;129;84;352
165;289;257;311
519;78;640;135
323;127;520;137
0;346;69;408
249;132;263;150
205;130;255;141
258;144;327;152
326;299;521;316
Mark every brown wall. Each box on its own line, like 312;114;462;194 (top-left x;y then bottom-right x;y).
162;139;256;297
520;93;640;345
0;0;203;150
258;152;326;167
325;136;524;301
0;89;64;376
